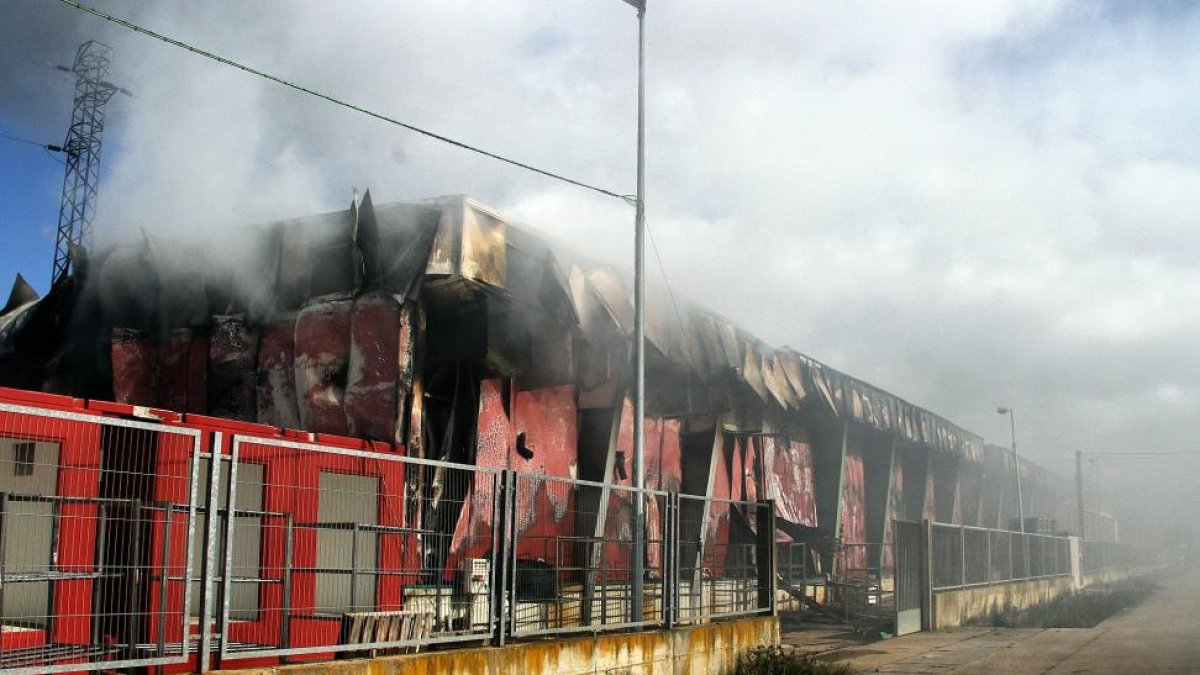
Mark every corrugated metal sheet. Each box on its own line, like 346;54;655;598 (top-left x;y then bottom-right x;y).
764;436;818;528
839;442;867;565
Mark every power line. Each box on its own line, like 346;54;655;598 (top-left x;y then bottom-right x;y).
56;0;635;205
644;219;690;342
0;48;71;75
644;218;698;408
0;130;61;152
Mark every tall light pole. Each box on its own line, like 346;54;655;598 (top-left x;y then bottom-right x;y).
996;407;1025;532
621;0;648;623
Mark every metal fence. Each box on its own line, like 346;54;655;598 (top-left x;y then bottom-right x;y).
1082;540;1140;572
675;495;771;625
0;404;774;673
931;522;1071;591
777;542;810;587
504;474;671;638
829;542;894;618
213;435;505;663
0;401;203;675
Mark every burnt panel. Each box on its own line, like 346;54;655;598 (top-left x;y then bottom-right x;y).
293;299;352;435
207;315;258;421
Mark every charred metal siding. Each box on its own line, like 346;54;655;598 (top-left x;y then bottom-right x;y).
0;191;1090;590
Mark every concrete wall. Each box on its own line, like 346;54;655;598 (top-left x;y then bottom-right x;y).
1081;567;1137;588
216;615;779;675
932;577;1075;629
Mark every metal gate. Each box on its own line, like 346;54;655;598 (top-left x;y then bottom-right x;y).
893;520;924;636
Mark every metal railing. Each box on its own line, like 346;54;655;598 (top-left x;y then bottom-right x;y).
0;404;775;673
1082;540;1140;573
777;542;810;586
505;474;671;637
0;401;203;675
674;495;771;625
214;435;503;663
830;542;894;618
931;522;1071;591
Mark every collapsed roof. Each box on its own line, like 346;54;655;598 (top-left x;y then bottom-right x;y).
0;192;982;461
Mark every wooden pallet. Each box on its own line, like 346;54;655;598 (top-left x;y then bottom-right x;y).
340;610;434;657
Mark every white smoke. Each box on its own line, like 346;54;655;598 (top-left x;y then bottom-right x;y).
2;0;1200;540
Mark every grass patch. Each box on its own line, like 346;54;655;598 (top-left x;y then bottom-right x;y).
979;578;1154;628
736;646;857;675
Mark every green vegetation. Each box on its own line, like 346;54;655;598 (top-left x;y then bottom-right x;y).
736;645;857;675
980;578;1154;629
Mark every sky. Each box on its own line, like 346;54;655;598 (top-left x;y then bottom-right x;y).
1;1;1197;533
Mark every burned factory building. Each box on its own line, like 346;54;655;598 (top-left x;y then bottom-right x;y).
0;192;1079;582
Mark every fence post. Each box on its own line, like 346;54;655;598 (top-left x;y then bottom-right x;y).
921;519;933;631
959;526;966;589
491;470;513;646
756;500;776;615
157;504;174;660
984;530;993;583
663;492;675;628
0;491;8;668
199;434;223;672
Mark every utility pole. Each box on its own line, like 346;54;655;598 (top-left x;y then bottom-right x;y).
997;407;1024;531
52;40;123;281
629;0;647;624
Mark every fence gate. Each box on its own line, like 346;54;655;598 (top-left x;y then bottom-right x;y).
893;520;924;636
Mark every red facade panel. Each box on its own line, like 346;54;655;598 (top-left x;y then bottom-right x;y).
256;318;298;429
450;380;579;568
294;300;352;435
158;327;208;414
345;293;409;443
838;442;867;573
111;327;156;406
509;384;578;563
764;436;817;528
702;435;732;578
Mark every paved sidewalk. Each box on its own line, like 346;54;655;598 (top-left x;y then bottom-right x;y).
781;569;1200;673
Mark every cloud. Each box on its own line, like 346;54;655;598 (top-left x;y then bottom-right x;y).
2;0;1198;535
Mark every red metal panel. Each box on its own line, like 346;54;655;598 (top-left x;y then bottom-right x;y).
449;379;509;563
0;410;102;650
645;418;681;572
0;387;86;410
148;430;203;649
839;442;867;573
256;317;299;429
345;293;404;442
764;436;817;528
452;380;579;566
883;458;905;571
600;397;637;577
510;384;577;564
704;435;732;578
158;327;206;413
743;436;759;504
110;327;156;405
294;300;352;435
730;437;746;503
221;438;411;661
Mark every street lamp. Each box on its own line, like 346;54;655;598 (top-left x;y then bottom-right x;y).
996;407;1025;532
618;0;648;624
